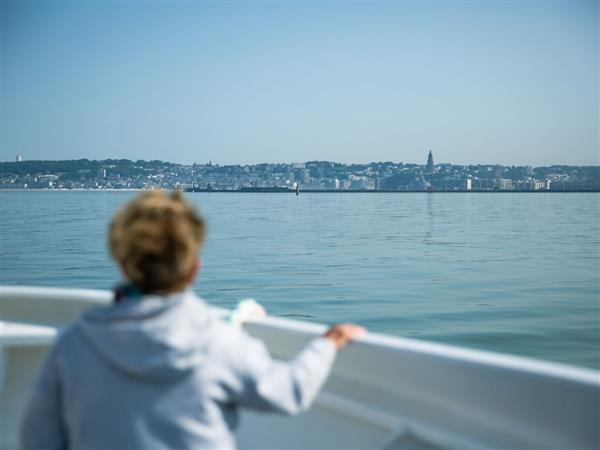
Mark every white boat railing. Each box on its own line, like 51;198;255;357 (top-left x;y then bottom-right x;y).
1;285;599;450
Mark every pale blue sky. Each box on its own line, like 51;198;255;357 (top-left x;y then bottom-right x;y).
1;1;598;165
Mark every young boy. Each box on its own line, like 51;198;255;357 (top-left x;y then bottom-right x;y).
20;190;365;450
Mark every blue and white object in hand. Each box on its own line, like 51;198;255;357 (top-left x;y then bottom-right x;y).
229;299;267;326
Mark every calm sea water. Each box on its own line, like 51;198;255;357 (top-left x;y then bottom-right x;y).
1;191;599;370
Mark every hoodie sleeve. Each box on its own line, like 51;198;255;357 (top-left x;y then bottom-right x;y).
20;342;68;450
224;329;337;416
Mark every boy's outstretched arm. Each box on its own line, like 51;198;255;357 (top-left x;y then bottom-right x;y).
226;323;365;416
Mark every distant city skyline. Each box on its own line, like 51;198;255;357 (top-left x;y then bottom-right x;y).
3;155;598;192
2;1;598;166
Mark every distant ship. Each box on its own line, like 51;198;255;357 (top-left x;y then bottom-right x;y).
186;186;295;193
239;187;295;193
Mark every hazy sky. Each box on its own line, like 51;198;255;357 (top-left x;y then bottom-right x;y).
2;1;598;166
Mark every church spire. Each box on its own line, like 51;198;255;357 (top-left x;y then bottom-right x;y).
426;150;434;173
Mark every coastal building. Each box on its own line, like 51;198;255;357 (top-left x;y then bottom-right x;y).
514;179;549;191
302;169;310;185
349;176;375;190
496;179;513;190
493;165;504;180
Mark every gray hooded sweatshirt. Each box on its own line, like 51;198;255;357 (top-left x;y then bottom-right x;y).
20;290;337;450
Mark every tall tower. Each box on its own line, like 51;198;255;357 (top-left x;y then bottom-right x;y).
426;150;434;173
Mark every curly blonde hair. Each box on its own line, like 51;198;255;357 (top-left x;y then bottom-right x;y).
109;190;206;293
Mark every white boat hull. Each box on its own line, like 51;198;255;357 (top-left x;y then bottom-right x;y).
2;286;599;449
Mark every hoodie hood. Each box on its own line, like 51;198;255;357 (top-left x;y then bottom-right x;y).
78;290;215;380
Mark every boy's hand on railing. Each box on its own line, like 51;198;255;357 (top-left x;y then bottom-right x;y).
324;324;367;351
230;299;266;326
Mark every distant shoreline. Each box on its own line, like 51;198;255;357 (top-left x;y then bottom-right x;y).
189;189;600;193
2;188;599;193
0;188;143;192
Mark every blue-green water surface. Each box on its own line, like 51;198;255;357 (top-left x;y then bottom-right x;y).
1;191;598;369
